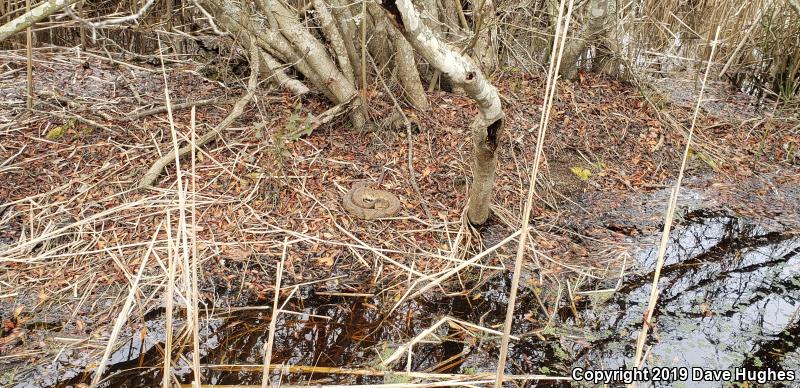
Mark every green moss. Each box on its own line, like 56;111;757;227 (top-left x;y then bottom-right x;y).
45;118;76;140
46;126;66;140
570;166;592;181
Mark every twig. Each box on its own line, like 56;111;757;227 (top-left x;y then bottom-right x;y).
124;99;218;122
86;0;155;43
369;57;433;219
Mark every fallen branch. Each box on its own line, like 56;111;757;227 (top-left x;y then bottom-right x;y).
138;40;261;189
123;99;218;122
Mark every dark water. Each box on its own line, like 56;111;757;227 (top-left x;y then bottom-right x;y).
19;210;800;387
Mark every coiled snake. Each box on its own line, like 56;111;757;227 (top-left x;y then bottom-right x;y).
342;182;401;220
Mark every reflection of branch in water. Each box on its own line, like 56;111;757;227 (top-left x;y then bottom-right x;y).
618;229;791;294
572;215;798;364
657;245;799;311
741;315;800;375
658;249;799;322
178;296;391;384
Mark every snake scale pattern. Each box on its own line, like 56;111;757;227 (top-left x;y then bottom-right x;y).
342;182;401;220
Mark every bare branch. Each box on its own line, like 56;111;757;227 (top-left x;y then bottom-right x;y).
0;0;80;42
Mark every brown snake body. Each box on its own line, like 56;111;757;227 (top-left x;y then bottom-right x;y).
342;182;401;220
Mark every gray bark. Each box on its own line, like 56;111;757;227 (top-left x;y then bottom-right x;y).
269;0;366;128
473;0;499;74
560;0;609;80
381;0;505;224
0;0;80;42
260;50;311;96
202;2;328;97
314;0;356;86
788;0;800;17
392;27;431;111
367;3;393;68
328;0;362;84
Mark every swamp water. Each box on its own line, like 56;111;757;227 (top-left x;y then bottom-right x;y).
22;210;800;387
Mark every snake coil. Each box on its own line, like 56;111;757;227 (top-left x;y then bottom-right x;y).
342;182;401;220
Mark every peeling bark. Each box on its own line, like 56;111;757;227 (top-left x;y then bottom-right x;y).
381;0;504;224
420;0;441;37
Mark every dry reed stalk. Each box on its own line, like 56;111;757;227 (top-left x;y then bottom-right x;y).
0;196;150;261
183;382;496;388
163;208;176;388
495;0;576;385
24;0;31;109
382;316;521;366
156;31;194;387
190;106;203;387
718;0;774;78
261;239;287;387
89;224;162;388
200;363;572;382
393;229;522;312
631;26;722;371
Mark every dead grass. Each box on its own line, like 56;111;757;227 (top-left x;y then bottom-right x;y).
0;46;798;385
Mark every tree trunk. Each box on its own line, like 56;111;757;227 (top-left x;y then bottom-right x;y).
314;0;356;86
590;0;617;76
473;0;499;74
367;3;393;69
202;0;367;128
392;28;431;111
381;0;505;225
0;0;80;42
328;0;362;85
559;0;609;80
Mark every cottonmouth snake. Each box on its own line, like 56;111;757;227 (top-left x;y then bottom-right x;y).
342;182;401;220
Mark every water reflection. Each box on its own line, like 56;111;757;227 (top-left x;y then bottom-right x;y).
41;211;799;387
574;211;799;386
